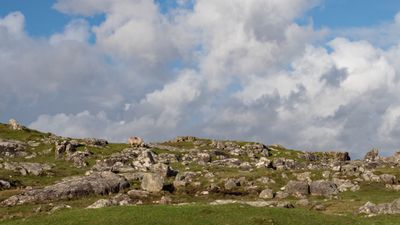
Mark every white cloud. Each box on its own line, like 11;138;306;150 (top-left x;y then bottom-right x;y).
50;19;90;44
0;11;25;38
1;2;400;159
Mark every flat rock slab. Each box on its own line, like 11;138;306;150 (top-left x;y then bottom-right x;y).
1;171;129;206
2;162;52;176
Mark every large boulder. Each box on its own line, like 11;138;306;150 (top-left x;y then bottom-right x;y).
310;180;338;196
0;139;27;157
141;173;164;193
285;181;309;197
1;171;129;206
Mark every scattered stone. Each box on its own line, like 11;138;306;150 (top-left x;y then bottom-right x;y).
296;199;310;207
259;189;274;199
50;204;71;213
159;196;172;205
87;199;113;209
358;199;400;216
386;184;400;191
224;178;240;190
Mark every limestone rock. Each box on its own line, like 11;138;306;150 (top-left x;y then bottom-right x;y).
0;139;27;157
309;180;338;196
259;189;274;199
141;173;164;193
285;181;309;197
1;171;129;206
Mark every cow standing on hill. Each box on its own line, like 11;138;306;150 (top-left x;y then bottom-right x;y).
128;136;144;147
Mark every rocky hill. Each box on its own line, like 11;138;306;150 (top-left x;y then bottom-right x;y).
0;120;400;224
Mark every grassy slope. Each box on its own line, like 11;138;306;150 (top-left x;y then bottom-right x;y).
2;123;400;224
2;204;400;225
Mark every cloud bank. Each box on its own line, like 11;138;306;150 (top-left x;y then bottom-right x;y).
1;0;400;158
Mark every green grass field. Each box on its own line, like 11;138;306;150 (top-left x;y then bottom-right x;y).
1;204;400;225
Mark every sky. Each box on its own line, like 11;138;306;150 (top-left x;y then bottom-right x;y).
1;0;400;159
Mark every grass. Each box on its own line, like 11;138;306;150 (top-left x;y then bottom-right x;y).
1;204;400;225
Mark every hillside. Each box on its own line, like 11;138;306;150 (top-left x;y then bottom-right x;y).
1;121;400;225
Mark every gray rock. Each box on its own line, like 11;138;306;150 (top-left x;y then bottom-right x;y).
141;173;164;193
3;162;52;176
127;190;149;199
358;198;400;215
0;180;11;190
310;180;338;196
0;139;27;157
159;196;172;205
224;178;239;190
380;174;397;184
150;163;177;177
84;138;108;147
285;181;309;197
87;199;114;209
173;172;197;188
259;189;274;199
1;171;129;206
65;150;92;168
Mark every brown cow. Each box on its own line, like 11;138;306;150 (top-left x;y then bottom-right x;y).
128;136;144;147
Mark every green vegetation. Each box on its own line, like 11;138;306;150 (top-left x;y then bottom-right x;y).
2;204;400;225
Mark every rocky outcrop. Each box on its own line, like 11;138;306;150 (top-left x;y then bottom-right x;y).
358;198;400;216
65;150;92;168
93;148;156;172
2;162;52;176
54;140;80;159
364;149;379;162
1;171;129;206
0;139;27;157
84;138;108;147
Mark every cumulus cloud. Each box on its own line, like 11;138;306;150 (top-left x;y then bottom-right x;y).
2;1;400;159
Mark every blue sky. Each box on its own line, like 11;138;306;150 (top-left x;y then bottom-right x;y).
1;0;400;37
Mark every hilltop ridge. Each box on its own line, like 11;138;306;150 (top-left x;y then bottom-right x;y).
1;120;400;224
